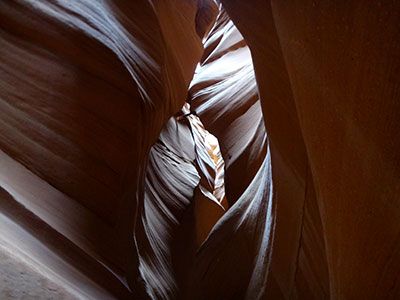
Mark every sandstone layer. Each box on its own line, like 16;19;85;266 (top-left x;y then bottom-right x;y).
1;1;400;299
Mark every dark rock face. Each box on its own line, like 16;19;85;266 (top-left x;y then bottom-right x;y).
0;1;217;298
222;0;400;298
1;1;400;299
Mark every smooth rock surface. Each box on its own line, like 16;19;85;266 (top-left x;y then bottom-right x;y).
0;241;78;300
222;0;400;298
1;1;399;299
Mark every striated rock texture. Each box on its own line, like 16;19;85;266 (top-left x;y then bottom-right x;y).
187;8;273;299
1;0;400;299
221;0;400;299
136;7;274;298
0;0;218;298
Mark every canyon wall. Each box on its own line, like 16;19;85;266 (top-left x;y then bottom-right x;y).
0;0;217;298
222;0;400;298
1;0;400;299
135;7;274;299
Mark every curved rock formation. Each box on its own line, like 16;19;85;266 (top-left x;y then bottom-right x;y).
187;8;273;299
136;8;273;298
0;0;217;298
1;0;400;299
221;0;400;298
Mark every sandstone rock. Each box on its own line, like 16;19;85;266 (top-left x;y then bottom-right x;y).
1;1;399;299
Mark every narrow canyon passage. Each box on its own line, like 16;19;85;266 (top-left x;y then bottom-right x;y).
135;7;273;299
181;102;229;245
1;0;399;299
137;102;229;299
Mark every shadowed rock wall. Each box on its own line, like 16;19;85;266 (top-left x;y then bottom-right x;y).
221;0;400;298
1;1;399;299
0;0;217;298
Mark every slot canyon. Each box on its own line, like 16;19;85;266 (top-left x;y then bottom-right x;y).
0;1;399;299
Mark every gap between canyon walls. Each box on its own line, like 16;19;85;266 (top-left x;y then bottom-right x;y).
0;1;275;299
1;1;399;299
134;6;274;300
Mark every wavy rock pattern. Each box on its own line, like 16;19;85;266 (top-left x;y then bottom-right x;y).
1;0;400;299
222;0;400;298
137;117;199;299
187;8;273;299
135;7;274;299
0;0;217;298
